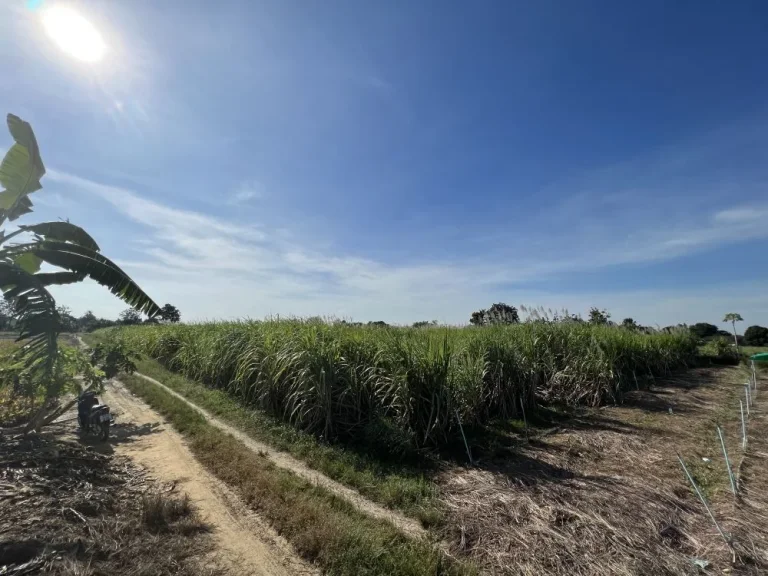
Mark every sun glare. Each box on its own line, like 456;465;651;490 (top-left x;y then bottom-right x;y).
42;6;106;62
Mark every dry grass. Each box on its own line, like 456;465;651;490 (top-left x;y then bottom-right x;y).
141;492;195;531
0;430;213;575
440;365;768;575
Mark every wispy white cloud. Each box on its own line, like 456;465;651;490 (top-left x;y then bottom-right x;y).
228;181;264;205
41;168;768;328
714;205;768;224
32;191;65;208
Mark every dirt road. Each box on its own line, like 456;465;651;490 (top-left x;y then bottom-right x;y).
101;380;316;576
132;371;429;540
76;336;426;541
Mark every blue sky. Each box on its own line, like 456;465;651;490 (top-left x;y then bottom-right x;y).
1;0;767;327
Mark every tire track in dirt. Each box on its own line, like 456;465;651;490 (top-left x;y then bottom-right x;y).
131;371;430;541
102;380;317;576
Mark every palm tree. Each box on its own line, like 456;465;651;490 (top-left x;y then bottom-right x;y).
723;313;744;353
0;114;159;426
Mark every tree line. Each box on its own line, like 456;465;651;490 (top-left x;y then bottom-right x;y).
0;302;181;333
689;319;768;347
464;304;768;346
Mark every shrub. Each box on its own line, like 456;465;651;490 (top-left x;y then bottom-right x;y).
700;336;739;365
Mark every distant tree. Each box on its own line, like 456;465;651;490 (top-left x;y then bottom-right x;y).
77;310;97;332
118;308;142;326
470;303;519;326
469;310;485;326
488;303;519;324
56;305;78;333
588;307;611;325
690;322;719;340
0;298;15;331
412;320;438;328
723;313;744;352
336;319;364;327
75;310;117;332
367;320;389;327
160;303;181;323
744;325;768;347
621;318;639;330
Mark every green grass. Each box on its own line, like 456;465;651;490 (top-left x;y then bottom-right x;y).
683;363;755;501
92;320;698;455
741;346;768;374
130;356;443;526
85;321;700;527
119;372;474;576
742;346;768;357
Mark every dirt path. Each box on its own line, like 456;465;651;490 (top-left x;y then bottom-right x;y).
101;380;317;576
131;371;429;540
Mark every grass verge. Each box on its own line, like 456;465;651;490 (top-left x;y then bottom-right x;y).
131;356;443;526
119;372;473;576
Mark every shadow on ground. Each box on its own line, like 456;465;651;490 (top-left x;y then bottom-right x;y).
77;422;162;455
620;367;724;415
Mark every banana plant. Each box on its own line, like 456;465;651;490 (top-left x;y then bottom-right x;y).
0;113;160;424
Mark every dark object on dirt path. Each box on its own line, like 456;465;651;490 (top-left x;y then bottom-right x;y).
77;390;114;440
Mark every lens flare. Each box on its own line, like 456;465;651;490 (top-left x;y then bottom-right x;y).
42;6;106;62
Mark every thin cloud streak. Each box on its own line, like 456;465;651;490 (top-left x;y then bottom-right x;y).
43;168;768;326
228;181;265;205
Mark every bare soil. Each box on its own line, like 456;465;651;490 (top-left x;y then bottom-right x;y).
0;381;318;576
440;365;768;575
0;425;212;575
100;380;317;576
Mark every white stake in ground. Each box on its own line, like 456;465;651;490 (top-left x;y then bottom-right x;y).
745;385;751;416
716;425;737;496
752;360;757;391
677;453;731;548
740;399;747;450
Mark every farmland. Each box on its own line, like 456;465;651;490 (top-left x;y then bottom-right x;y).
82;320;768;575
97;321;698;450
87;321;768;575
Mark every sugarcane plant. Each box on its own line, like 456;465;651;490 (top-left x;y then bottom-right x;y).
0;113;160;430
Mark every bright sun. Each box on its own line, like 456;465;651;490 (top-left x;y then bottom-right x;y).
42;6;106;62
